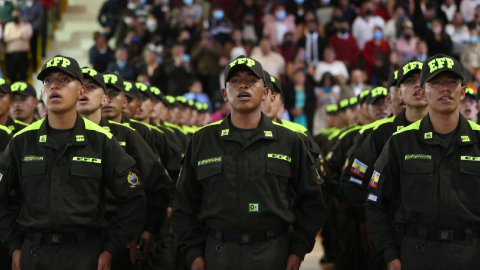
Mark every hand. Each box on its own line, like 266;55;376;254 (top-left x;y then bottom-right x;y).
191;257;206;270
388;259;401;270
285;254;301;270
137;231;155;260
12;249;21;270
97;251;113;270
126;238;138;264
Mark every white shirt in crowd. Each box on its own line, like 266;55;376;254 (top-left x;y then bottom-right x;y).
441;3;458;23
314;60;349;83
250;47;285;78
445;23;470;55
460;0;480;22
352;15;385;50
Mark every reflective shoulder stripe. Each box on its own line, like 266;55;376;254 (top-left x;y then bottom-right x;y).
393;119;422;135
196;120;222;132
0;124;12;135
14;119;29;127
84;118;113;139
373;116;396;130
469;120;480;131
275;120;307;136
108;120;136;131
13;119;44;137
359;117;392;134
339;126;362;140
164;121;188;134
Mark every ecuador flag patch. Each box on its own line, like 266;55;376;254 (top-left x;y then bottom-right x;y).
351;159;367;177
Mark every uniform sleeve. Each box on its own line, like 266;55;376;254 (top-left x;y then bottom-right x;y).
365;137;401;264
289;134;326;260
103;137;146;258
126;131;171;235
0;141;24;254
171;136;205;266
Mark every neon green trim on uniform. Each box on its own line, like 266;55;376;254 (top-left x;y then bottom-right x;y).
163;121;187;134
373;116;396;130
72;156;102;163
461;156;480;161
314;127;338;137
359;117;393;134
328;125;353;140
101;126;111;132
109;120;136;131
119;142;126;146
339;126;362;140
84;118;113;139
280;120;308;136
14;119;29;127
275;121;306;136
468;120;480;131
131;119;164;134
268;153;291;162
393;119;422;135
196;120;222;132
0;124;12;135
13;118;44;138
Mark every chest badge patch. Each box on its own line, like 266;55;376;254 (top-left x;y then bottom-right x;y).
76;135;84;142
264;131;273;137
461;136;470;142
39;135;47;142
128;172;140;188
369;171;380;188
221;129;229;136
424;132;433;139
249;203;259;212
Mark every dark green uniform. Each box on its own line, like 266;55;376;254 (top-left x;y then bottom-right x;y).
366;114;480;269
0;125;12;152
0;114;146;269
5;116;29;134
172;114;326;268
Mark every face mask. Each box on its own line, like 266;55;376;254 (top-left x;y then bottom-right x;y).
284;40;293;46
433;26;442;34
139;0;146;5
117;60;127;68
471;36;478;44
398;15;405;21
13;16;19;24
295;0;304;4
426;21;432;30
365;9;373;16
246;19;254;24
124;17;133;25
340;27;347;34
275;10;286;21
183;0;193;6
146;19;158;32
213;10;224;20
322;0;330;3
373;30;383;40
404;34;412;40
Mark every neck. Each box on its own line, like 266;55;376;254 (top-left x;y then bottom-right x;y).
79;109;102;125
429;109;459;134
405;105;428;123
151;116;160;125
21;115;34;125
270;116;277;122
140;116;150;124
48;110;77;129
0;113;8;126
230;109;262;129
109;112;123;123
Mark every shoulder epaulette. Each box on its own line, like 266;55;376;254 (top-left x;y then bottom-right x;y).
108;120;136;131
195;120;222;132
393;119;422;135
13;119;44;137
373;116;396;130
14;119;29;127
359;117;393;134
338;125;362;140
0;124;12;135
84;118;113;139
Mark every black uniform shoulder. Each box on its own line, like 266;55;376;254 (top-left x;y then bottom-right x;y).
392;119;422;139
272;121;300;140
12;119;44;139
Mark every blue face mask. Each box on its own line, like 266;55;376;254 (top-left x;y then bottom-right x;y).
322;0;330;3
183;0;193;5
139;0;146;5
373;30;383;40
213;10;224;20
117;60;127;68
471;36;478;44
295;0;304;4
275;10;286;21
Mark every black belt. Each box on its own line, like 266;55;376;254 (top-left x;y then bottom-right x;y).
405;225;480;242
26;230;101;245
208;227;286;244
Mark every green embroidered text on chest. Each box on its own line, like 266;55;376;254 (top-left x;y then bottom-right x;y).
268;153;291;162
22;156;44;162
198;157;222;166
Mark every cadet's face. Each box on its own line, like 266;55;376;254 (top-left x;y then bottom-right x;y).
0;92;12;118
196;112;205;126
77;78;105;114
123;97;139;119
102;88;126;119
459;96;478;121
159;103;169;121
423;72;464;115
388;86;405;115
150;98;163;120
223;71;267;114
368;98;390;121
168;107;179;123
260;88;273;116
180;108;191;125
267;93;282;120
41;71;83;115
11;94;38;122
135;93;152;121
399;73;427;108
190;110;198;126
346;106;359;124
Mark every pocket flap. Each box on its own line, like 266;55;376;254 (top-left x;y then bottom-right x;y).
460;162;480;175
266;159;292;178
71;163;102;178
402;161;433;173
22;162;45;177
196;161;222;181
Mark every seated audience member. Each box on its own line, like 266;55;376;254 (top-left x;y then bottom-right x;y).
327;20;360;69
314;47;349;83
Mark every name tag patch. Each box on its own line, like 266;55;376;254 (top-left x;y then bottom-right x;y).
72;157;102;164
267;153;291;162
198;157;222;166
22;156;44;162
405;154;431;160
367;194;378;202
249;203;259;212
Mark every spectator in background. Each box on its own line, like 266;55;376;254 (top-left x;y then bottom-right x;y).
251;38;285;78
396;21;418;64
312;72;341;134
460;0;480;23
362;25;391;84
4;10;32;82
97;0;123;40
410;39;429;62
426;18;453;56
439;0;458;23
341;68;371;99
338;0;357;25
164;43;195;96
327;19;360;70
241;12;259;45
297;11;325;67
191;30;222;98
292;0;306;25
17;0;44;71
372;0;389;22
181;0;202;30
461;25;480;77
210;98;230;122
466;68;480;91
234;0;259;29
352;0;385;50
315;0;334;26
230;29;247;60
286;47;309;79
204;4;233;46
324;8;346;39
314;47;349;83
279;32;296;65
262;5;296;49
114;10;144;51
384;6;407;47
379;50;400;86
183;79;211;108
413;0;439;38
0;0;14;25
106;46;137;81
284;69;316;131
89;32;115;73
138;47;166;89
446;12;470;58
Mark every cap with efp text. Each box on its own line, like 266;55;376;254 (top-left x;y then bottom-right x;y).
420;54;464;87
103;72;125;92
37;55;84;84
123;81;140;99
11;81;37;98
366;87;388;105
397;60;423;87
82;67;106;92
0;78;11;95
136;82;155;100
224;55;264;88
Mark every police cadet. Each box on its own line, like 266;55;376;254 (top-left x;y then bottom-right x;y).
366;54;480;269
313;104;340;153
0;79;28;135
0;55;146;270
163;95;190;149
172;55;326;270
78;67;171;269
11;81;39;125
459;87;478;122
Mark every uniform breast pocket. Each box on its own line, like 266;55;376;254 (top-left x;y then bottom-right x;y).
401;161;434;202
69;163;102;204
265;159;291;208
22;162;48;203
196;161;223;208
458;162;480;203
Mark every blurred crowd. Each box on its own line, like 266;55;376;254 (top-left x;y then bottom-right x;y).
94;0;480;134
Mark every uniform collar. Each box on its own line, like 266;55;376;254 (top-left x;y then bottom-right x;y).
218;112;277;145
418;113;477;146
99;116;112;132
38;113;89;149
